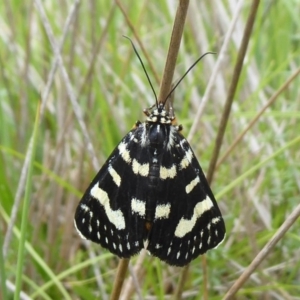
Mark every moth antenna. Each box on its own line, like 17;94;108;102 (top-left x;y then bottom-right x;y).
163;52;216;106
123;36;158;108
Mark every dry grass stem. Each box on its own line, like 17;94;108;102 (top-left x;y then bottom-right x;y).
217;65;300;168
110;259;130;300
34;0;100;170
120;249;147;300
187;0;244;141
207;0;261;184
158;0;190;103
223;203;300;299
116;0;160;85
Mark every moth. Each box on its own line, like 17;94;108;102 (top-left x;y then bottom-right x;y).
74;44;225;266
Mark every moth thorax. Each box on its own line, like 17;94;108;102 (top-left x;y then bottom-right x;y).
148;123;169;150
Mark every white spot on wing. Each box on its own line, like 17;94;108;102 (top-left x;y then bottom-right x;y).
108;166;121;187
154;203;171;219
132;159;149;176
212;233;226;249
160;165;176;179
91;184;125;230
211;217;221;224
174;196;214;238
207;236;211;245
185;177;200;194
131;198;146;217
118;141;131;163
80;204;89;212
180;148;193;169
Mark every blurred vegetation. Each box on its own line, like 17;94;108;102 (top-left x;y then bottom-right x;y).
0;1;300;299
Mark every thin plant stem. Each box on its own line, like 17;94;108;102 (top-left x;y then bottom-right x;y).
216;135;300;199
111;1;190;299
158;0;190;104
187;0;244;141
14;103;41;300
120;249;147;300
34;0;100;171
216;65;300;168
0;232;7;299
206;0;261;184
110;259;130;300
3;0;80;259
115;0;160;85
172;264;189;300
223;203;300;299
158;1;192;299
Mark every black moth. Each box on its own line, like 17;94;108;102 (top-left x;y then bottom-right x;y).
74;100;225;266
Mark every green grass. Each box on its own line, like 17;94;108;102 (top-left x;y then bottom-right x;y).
1;1;300;299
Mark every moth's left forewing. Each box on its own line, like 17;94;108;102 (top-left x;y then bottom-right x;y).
147;130;225;266
74;125;148;258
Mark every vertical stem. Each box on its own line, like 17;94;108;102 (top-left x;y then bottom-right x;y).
110;259;130;300
223;203;300;299
206;0;261;184
158;0;190;104
14;103;41;300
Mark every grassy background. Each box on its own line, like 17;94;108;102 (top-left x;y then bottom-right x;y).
1;1;300;299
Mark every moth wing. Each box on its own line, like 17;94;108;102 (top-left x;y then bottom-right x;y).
147;134;225;266
74;125;149;258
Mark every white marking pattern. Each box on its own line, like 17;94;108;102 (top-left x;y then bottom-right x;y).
154;203;171;219
118;141;131;163
108;166;121;187
160;165;177;179
131;198;146;217
132;159;149;176
185;177;200;194
174;196;214;238
180;148;193;169
90;184;125;230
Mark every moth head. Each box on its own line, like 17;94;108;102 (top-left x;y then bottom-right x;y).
146;103;172;124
